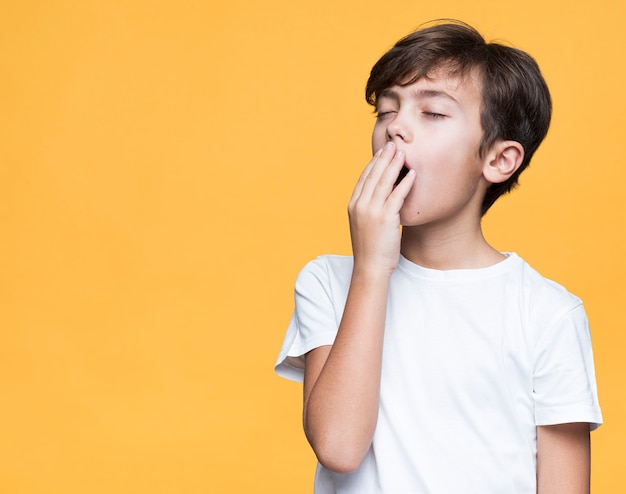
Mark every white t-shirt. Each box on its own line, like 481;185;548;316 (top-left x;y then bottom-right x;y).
275;253;602;493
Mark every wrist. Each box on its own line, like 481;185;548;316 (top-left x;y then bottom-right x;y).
351;262;395;284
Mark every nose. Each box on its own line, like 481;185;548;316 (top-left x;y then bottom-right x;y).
386;112;412;143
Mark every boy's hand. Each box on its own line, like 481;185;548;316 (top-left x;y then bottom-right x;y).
348;142;415;275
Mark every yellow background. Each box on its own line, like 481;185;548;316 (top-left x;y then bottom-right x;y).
1;1;624;492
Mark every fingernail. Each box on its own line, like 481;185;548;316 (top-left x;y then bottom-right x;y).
384;142;394;151
396;149;404;159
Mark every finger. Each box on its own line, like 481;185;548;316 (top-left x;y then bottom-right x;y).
350;147;383;202
370;149;406;202
386;168;416;211
359;142;397;199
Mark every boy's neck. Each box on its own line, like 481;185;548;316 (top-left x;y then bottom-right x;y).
400;222;504;271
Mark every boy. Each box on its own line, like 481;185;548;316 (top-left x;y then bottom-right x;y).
275;21;602;493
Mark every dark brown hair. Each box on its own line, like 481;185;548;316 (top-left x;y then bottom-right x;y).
366;21;552;215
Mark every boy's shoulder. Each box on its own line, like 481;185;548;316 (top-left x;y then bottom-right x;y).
307;254;353;271
295;254;353;294
515;255;582;304
512;255;584;330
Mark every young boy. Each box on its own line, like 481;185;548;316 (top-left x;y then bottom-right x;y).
275;21;602;493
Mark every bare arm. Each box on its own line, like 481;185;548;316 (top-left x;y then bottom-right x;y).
303;142;414;474
303;268;390;473
537;423;591;494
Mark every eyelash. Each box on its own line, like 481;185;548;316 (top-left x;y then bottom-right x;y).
423;112;445;119
375;111;395;120
376;111;446;120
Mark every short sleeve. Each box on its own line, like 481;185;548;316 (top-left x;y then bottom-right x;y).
533;304;603;430
274;257;344;382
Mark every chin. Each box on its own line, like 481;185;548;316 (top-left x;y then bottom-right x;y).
400;213;424;227
401;206;442;228
399;201;422;223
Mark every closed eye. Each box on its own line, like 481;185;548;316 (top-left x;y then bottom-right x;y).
423;111;446;119
376;111;396;120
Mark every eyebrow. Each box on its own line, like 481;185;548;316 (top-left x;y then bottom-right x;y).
378;87;459;105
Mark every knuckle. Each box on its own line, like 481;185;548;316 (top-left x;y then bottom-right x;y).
353;202;368;216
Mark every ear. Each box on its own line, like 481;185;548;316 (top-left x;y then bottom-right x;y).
482;140;524;184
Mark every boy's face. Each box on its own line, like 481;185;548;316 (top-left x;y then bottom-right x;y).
372;68;489;228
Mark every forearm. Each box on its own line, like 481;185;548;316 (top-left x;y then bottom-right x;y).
304;266;390;473
536;423;591;494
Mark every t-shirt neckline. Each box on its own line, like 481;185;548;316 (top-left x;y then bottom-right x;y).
396;252;520;282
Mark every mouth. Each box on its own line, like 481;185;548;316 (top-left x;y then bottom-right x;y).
394;165;410;187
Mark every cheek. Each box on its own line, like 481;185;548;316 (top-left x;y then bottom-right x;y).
371;128;386;154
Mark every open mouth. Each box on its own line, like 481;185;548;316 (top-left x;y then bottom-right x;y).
394;165;410;187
